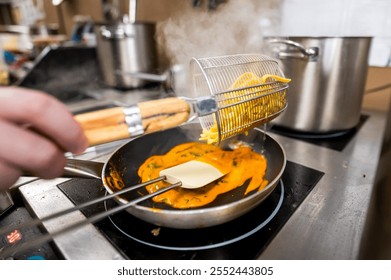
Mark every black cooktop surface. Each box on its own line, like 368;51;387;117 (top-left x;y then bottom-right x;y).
57;160;324;260
270;115;369;151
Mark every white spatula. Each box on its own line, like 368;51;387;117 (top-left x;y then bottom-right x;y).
159;160;228;189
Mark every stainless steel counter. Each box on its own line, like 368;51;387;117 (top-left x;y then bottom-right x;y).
259;109;388;259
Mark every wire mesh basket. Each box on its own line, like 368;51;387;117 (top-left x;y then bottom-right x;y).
190;53;289;144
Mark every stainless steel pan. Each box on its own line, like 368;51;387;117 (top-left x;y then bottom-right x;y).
69;123;286;229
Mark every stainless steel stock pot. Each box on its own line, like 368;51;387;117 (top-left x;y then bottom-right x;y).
266;36;372;133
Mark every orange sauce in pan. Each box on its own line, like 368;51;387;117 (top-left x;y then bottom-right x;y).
137;142;268;209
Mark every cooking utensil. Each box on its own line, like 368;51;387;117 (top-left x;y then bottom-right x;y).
160;160;228;189
74;97;194;146
68;123;286;229
10;124;285;229
265;36;372;133
75;53;289;146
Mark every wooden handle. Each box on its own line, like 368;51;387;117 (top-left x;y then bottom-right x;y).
74;107;125;131
139;97;190;119
139;97;191;134
74;98;191;146
74;107;128;146
81;124;130;147
142;111;190;133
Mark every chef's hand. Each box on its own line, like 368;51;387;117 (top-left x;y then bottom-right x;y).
0;87;88;191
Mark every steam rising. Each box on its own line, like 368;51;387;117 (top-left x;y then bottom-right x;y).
157;0;282;67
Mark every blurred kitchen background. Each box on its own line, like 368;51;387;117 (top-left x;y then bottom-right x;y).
1;1;390;69
1;0;391;260
0;0;389;135
0;0;390;99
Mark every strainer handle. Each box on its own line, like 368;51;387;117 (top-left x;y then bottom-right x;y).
74;98;191;146
181;96;218;117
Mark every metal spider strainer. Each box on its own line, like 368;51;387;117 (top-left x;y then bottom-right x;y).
75;53;289;146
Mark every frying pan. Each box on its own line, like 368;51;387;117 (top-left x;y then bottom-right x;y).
67;123;286;229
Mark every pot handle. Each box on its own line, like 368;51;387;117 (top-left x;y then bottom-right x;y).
100;26;133;39
267;39;319;61
115;70;168;82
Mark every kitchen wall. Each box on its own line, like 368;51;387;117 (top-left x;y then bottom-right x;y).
279;0;391;67
42;0;282;68
278;0;391;112
42;0;103;34
363;67;391;112
41;0;391;67
43;0;281;35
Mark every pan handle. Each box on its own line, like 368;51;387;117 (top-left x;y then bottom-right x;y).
63;159;104;179
22;159;104;180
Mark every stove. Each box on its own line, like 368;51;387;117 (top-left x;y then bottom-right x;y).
270;115;369;151
55;161;323;260
1;46;376;260
0;160;323;260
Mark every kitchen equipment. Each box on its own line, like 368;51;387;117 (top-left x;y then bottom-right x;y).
74;97;192;146
0;123;285;260
160;160;228;189
21;124;285;231
94;15;158;89
58;158;320;259
75;53;290;146
99;124;285;229
266;37;372;133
